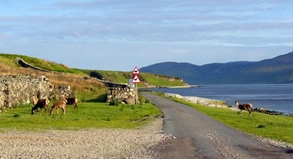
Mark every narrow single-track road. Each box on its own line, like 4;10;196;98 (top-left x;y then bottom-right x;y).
142;92;293;159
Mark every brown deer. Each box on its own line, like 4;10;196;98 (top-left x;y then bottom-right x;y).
49;98;67;116
235;100;253;117
31;97;50;115
66;97;78;112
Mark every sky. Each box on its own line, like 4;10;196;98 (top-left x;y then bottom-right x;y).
1;0;293;71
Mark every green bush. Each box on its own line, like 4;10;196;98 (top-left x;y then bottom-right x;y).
109;99;120;106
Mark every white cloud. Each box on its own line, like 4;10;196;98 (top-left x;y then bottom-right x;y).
0;0;293;70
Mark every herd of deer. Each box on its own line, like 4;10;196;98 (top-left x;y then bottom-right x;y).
31;95;78;115
30;95;253;117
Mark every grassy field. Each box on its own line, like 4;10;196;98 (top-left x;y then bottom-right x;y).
0;102;161;131
166;95;293;145
0;53;183;132
2;92;293;147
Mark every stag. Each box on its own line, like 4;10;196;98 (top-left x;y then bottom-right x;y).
235;100;253;117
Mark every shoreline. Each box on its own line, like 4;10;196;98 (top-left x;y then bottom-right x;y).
139;85;199;89
164;93;229;108
158;85;199;88
164;93;289;116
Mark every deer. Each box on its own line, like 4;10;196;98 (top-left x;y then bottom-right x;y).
235;100;253;117
58;94;78;112
31;97;50;115
49;98;67;116
66;97;78;112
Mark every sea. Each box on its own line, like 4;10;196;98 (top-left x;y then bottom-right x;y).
149;84;293;115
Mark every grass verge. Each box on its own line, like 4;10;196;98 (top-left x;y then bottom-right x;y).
0;102;161;131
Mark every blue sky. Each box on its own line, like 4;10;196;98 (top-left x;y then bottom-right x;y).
1;0;293;71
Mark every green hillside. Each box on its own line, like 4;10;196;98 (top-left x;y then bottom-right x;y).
78;69;187;87
0;54;87;75
0;53;187;88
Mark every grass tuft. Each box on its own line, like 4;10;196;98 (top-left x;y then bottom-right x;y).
13;114;20;118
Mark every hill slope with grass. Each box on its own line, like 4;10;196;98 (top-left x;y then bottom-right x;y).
0;53;187;101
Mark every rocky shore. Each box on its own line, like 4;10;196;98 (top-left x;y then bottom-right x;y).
165;93;229;108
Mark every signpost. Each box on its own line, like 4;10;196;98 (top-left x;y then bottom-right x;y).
131;66;141;84
131;67;141;104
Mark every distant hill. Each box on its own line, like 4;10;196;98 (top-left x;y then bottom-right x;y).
140;51;293;84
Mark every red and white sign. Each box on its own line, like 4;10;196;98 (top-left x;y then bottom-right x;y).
132;67;140;75
132;75;141;83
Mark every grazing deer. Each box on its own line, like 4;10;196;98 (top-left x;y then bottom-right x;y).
49;98;67;116
235;100;253;117
31;98;50;115
66;97;78;112
58;94;78;112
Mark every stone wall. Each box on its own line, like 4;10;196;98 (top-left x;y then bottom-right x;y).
15;58;51;72
0;75;52;108
0;74;136;108
107;86;138;104
0;75;76;108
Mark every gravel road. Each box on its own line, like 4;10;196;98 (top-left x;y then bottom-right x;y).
0;118;172;159
142;92;293;159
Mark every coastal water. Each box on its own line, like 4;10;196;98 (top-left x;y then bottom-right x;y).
150;84;293;114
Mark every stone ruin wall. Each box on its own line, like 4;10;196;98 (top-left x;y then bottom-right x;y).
107;86;138;104
0;74;137;108
0;75;52;108
0;75;75;108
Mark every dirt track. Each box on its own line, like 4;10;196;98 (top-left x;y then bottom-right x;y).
142;92;293;159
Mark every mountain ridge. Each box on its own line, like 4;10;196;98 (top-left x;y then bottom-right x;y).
140;51;293;84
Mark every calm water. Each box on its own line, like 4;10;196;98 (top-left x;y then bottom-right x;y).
150;84;293;114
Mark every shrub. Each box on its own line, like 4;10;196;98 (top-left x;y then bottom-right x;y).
109;99;120;106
